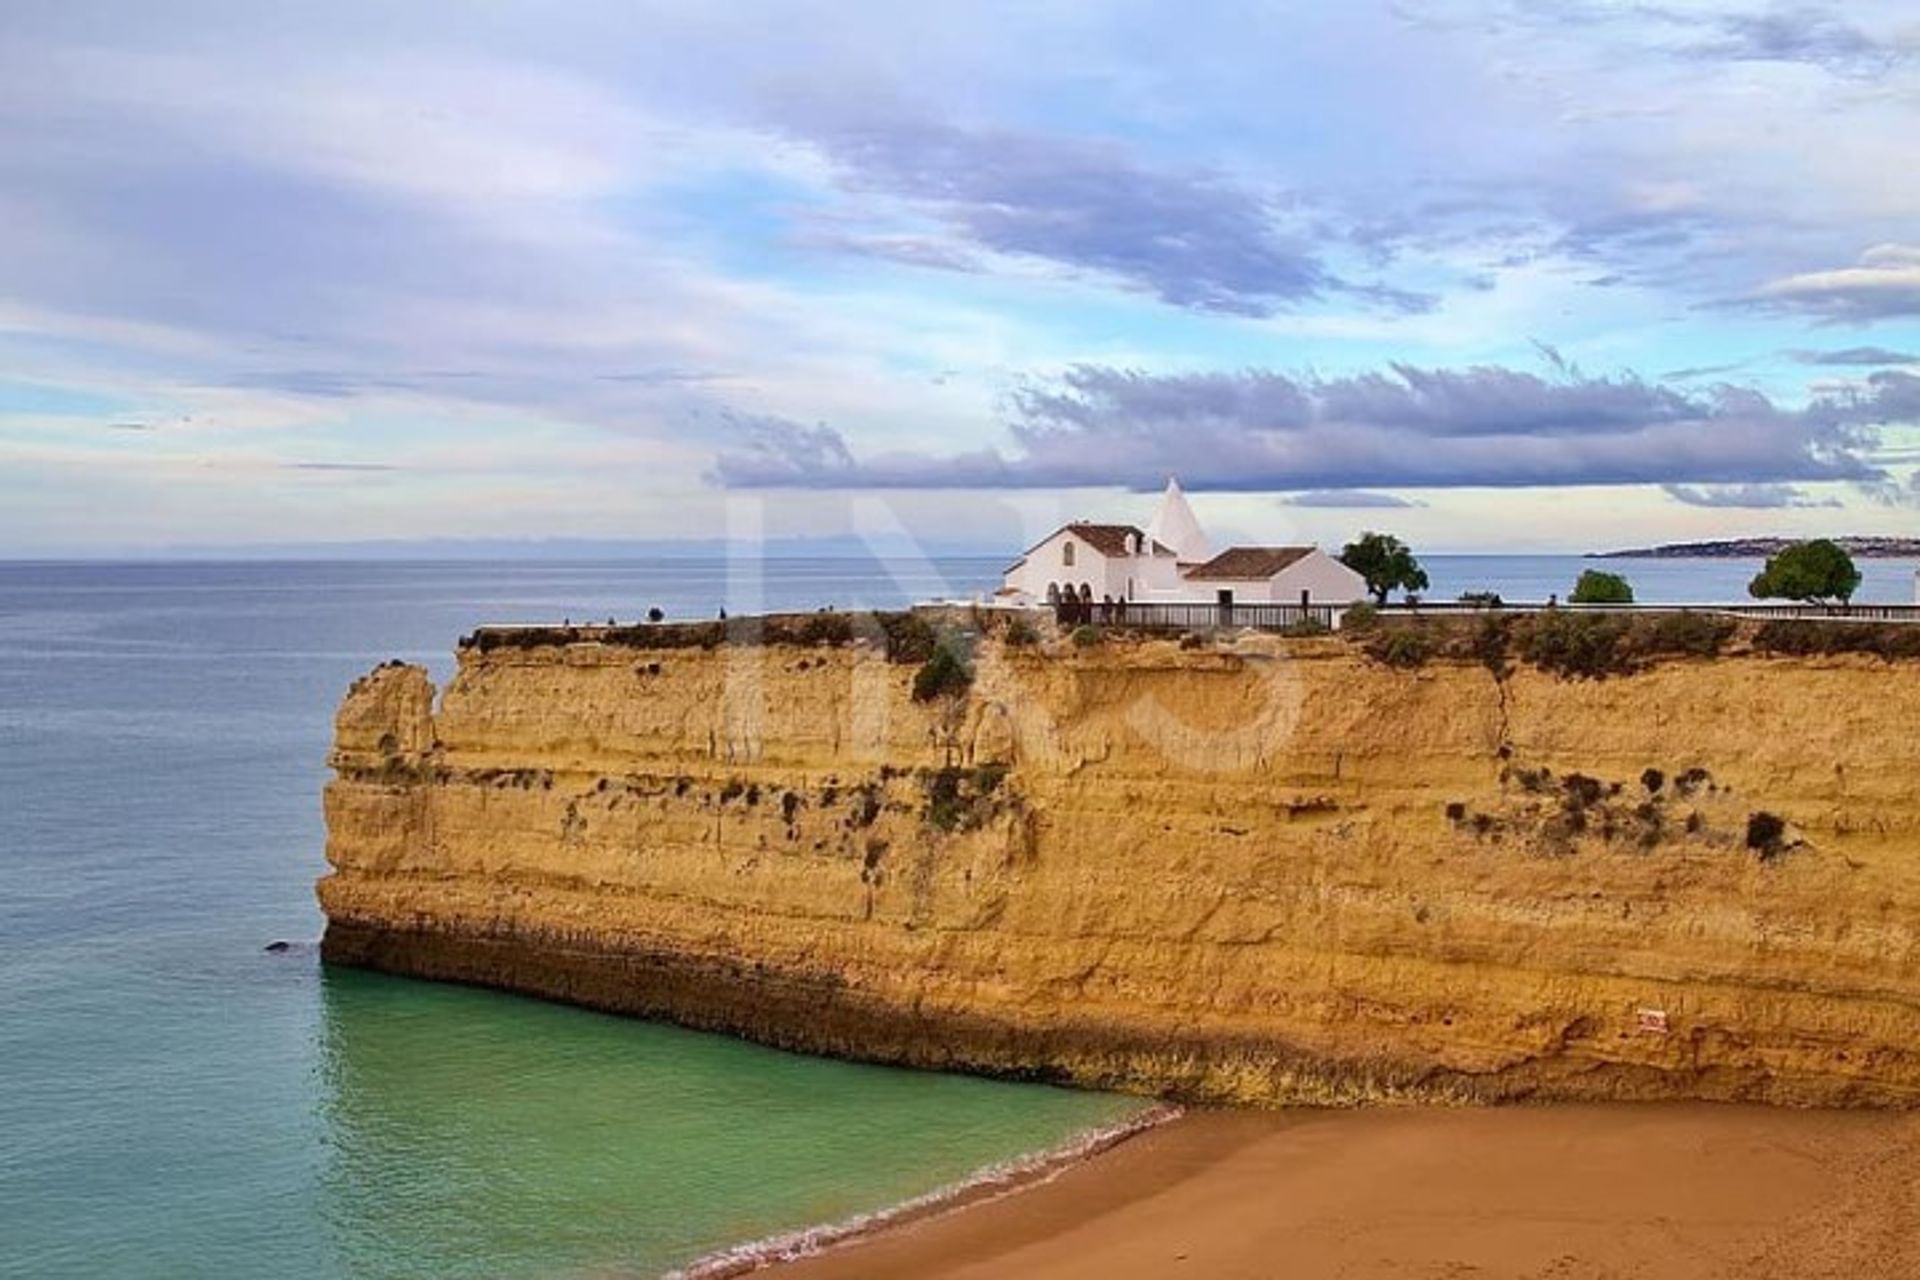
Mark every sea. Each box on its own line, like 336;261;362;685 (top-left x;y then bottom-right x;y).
3;553;1917;1279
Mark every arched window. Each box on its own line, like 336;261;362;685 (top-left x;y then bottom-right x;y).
1062;540;1076;567
1045;582;1060;604
1079;582;1093;603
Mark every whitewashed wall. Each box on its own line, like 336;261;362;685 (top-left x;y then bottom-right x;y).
1187;553;1368;605
1271;551;1370;604
1009;538;1366;606
1006;530;1139;602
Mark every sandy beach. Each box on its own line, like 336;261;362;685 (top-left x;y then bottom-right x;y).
766;1104;1920;1279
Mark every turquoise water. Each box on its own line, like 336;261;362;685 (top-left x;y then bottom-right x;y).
3;554;1916;1278
0;559;1140;1280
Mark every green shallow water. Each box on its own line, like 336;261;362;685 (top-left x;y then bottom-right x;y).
0;560;1139;1279
315;969;1138;1279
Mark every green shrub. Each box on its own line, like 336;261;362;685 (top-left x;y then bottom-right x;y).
921;764;1011;833
1071;624;1103;649
797;611;855;647
1280;616;1331;638
1746;811;1788;861
851;783;884;828
1637;610;1735;659
911;645;974;702
925;766;965;830
1521;611;1632;679
1562;773;1605;809
1341;602;1381;632
1369;626;1438;669
1467;613;1513;677
1003;617;1039;648
462;621;724;652
1511;765;1554;793
878;611;940;663
1570;569;1634;605
1753;620;1920;661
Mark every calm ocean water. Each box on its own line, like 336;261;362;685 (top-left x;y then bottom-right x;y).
3;553;1916;1278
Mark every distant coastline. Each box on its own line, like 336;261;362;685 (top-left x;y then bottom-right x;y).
1593;536;1920;560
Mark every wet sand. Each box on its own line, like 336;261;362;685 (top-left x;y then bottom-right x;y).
766;1104;1920;1279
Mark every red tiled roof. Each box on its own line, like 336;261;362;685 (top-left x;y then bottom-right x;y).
1015;522;1177;560
1064;522;1145;557
1183;546;1316;580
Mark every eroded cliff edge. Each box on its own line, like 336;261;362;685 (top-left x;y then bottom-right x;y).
320;619;1920;1107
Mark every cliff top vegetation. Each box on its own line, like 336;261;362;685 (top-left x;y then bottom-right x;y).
457;604;1920;682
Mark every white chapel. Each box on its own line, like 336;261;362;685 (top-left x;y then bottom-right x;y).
999;478;1368;609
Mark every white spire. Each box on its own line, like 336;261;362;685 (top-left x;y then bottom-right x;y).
1144;475;1211;563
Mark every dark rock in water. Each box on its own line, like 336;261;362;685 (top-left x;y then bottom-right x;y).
264;940;293;954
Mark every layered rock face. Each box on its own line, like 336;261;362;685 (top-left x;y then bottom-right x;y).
320;630;1920;1106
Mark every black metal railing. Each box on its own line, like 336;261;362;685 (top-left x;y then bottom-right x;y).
1374;601;1920;622
1053;599;1341;630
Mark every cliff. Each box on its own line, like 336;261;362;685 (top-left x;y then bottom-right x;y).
319;619;1920;1107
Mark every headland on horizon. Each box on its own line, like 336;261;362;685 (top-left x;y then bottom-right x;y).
1594;535;1920;559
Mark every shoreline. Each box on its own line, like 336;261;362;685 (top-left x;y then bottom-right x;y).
663;1103;1183;1279
756;1102;1920;1279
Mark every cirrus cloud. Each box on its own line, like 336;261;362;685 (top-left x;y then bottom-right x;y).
1789;345;1918;367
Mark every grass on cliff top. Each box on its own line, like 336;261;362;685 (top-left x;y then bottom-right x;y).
1350;609;1733;678
458;606;1920;680
461;607;1005;664
1345;609;1920;678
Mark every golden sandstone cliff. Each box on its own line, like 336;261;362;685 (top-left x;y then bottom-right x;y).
320;614;1920;1107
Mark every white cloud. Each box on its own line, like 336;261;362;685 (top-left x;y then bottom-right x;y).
1755;244;1920;321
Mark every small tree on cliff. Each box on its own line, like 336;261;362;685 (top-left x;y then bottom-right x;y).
1340;532;1429;605
1570;569;1634;605
911;630;976;766
1749;539;1861;606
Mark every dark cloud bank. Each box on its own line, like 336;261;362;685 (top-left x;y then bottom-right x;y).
714;364;1920;494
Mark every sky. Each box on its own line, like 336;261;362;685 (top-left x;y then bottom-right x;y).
2;0;1918;555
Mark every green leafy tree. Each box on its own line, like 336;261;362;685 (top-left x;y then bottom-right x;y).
1339;531;1430;605
1570;569;1634;605
1748;539;1861;605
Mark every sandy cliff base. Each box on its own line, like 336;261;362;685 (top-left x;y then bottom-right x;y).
766;1105;1920;1280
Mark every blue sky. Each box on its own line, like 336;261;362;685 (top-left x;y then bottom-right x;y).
2;0;1918;554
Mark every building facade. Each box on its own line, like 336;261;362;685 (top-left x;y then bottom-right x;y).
999;478;1370;610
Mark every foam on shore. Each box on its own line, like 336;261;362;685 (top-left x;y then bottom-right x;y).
665;1103;1182;1279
